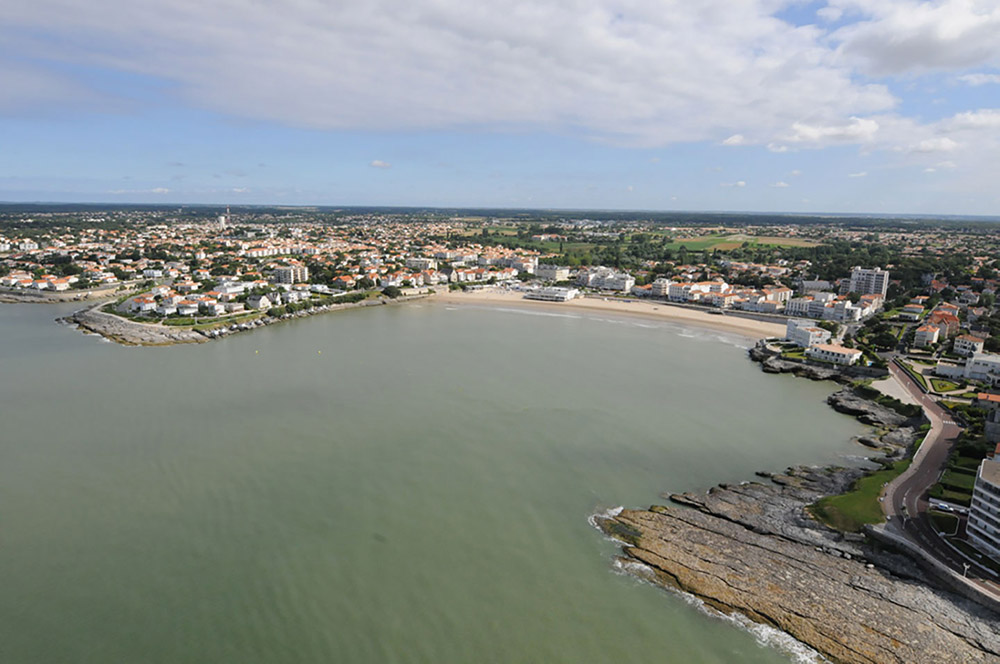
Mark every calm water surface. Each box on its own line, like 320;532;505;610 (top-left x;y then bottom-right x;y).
0;301;867;663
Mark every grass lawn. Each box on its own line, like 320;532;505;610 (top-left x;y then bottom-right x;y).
941;468;977;491
960;392;981;399
951;455;983;471
931;378;961;392
930;510;959;536
809;460;911;533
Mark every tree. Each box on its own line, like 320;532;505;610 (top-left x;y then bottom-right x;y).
382;286;401;299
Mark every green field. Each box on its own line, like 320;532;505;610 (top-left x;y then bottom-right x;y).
809;460;911;533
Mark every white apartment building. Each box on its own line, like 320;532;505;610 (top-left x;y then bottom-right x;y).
786;319;832;347
577;267;635;292
405;257;438;271
273;265;309;284
536;265;570;282
968;458;1000;561
848;267;890;297
805;343;863;365
650;278;672;297
965;353;1000;385
955;335;986;357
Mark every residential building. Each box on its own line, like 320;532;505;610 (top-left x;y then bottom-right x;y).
965;353;1000;385
967;458;1000;561
577;267;635;292
786;319;832;348
914;324;940;348
848;266;890;296
650;278;672;297
273;265;309;284
805;343;863;366
536;265;570;282
955;335;985;357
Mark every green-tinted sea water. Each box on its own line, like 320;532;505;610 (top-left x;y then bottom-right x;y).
0;301;867;663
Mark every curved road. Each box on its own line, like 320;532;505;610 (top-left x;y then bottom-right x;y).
882;362;1000;594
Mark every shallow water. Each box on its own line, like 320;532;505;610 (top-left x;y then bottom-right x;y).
0;301;867;663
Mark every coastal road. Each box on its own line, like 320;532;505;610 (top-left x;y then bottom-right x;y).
881;362;1000;592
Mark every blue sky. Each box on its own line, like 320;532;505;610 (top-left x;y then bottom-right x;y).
2;0;1000;214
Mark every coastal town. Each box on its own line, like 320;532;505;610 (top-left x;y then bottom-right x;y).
5;205;1000;660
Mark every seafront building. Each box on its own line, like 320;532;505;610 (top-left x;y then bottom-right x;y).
804;343;863;366
524;287;579;302
786;319;831;347
967;458;1000;561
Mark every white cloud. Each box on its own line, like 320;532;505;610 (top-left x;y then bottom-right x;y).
848;171;867;178
944;109;1000;131
721;180;747;187
1;0;896;147
369;160;392;169
771;181;790;188
959;73;1000;86
789;169;802;176
829;1;1000;76
785;116;879;144
151;187;170;194
232;187;249;193
722;134;746;146
909;137;959;153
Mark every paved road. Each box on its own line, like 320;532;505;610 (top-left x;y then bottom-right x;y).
882;362;1000;593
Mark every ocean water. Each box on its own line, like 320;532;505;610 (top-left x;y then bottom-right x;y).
0;301;866;663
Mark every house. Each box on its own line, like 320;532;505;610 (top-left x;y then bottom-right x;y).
130;296;157;314
805;343;863;366
900;304;925;321
914;324;940;348
246;294;273;310
955;335;985;357
176;300;199;316
928;311;960;337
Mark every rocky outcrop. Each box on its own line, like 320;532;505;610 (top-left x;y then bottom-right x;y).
597;468;1000;664
827;388;911;428
64;304;205;346
758;354;853;382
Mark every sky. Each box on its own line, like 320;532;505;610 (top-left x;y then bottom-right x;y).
2;0;1000;215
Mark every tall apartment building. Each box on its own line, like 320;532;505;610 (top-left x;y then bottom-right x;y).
968;458;1000;561
848;267;890;296
273;265;309;284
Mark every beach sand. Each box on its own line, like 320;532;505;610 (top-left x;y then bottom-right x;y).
428;289;786;340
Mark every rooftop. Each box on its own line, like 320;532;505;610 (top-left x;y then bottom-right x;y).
980;458;1000;488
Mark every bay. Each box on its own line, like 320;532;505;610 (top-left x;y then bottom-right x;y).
0;301;867;663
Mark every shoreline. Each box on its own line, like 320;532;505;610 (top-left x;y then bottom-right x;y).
428;289;786;340
51;286;788;347
597;355;1000;663
61;293;430;346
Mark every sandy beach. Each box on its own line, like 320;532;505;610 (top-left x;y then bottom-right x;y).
429;289;786;340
